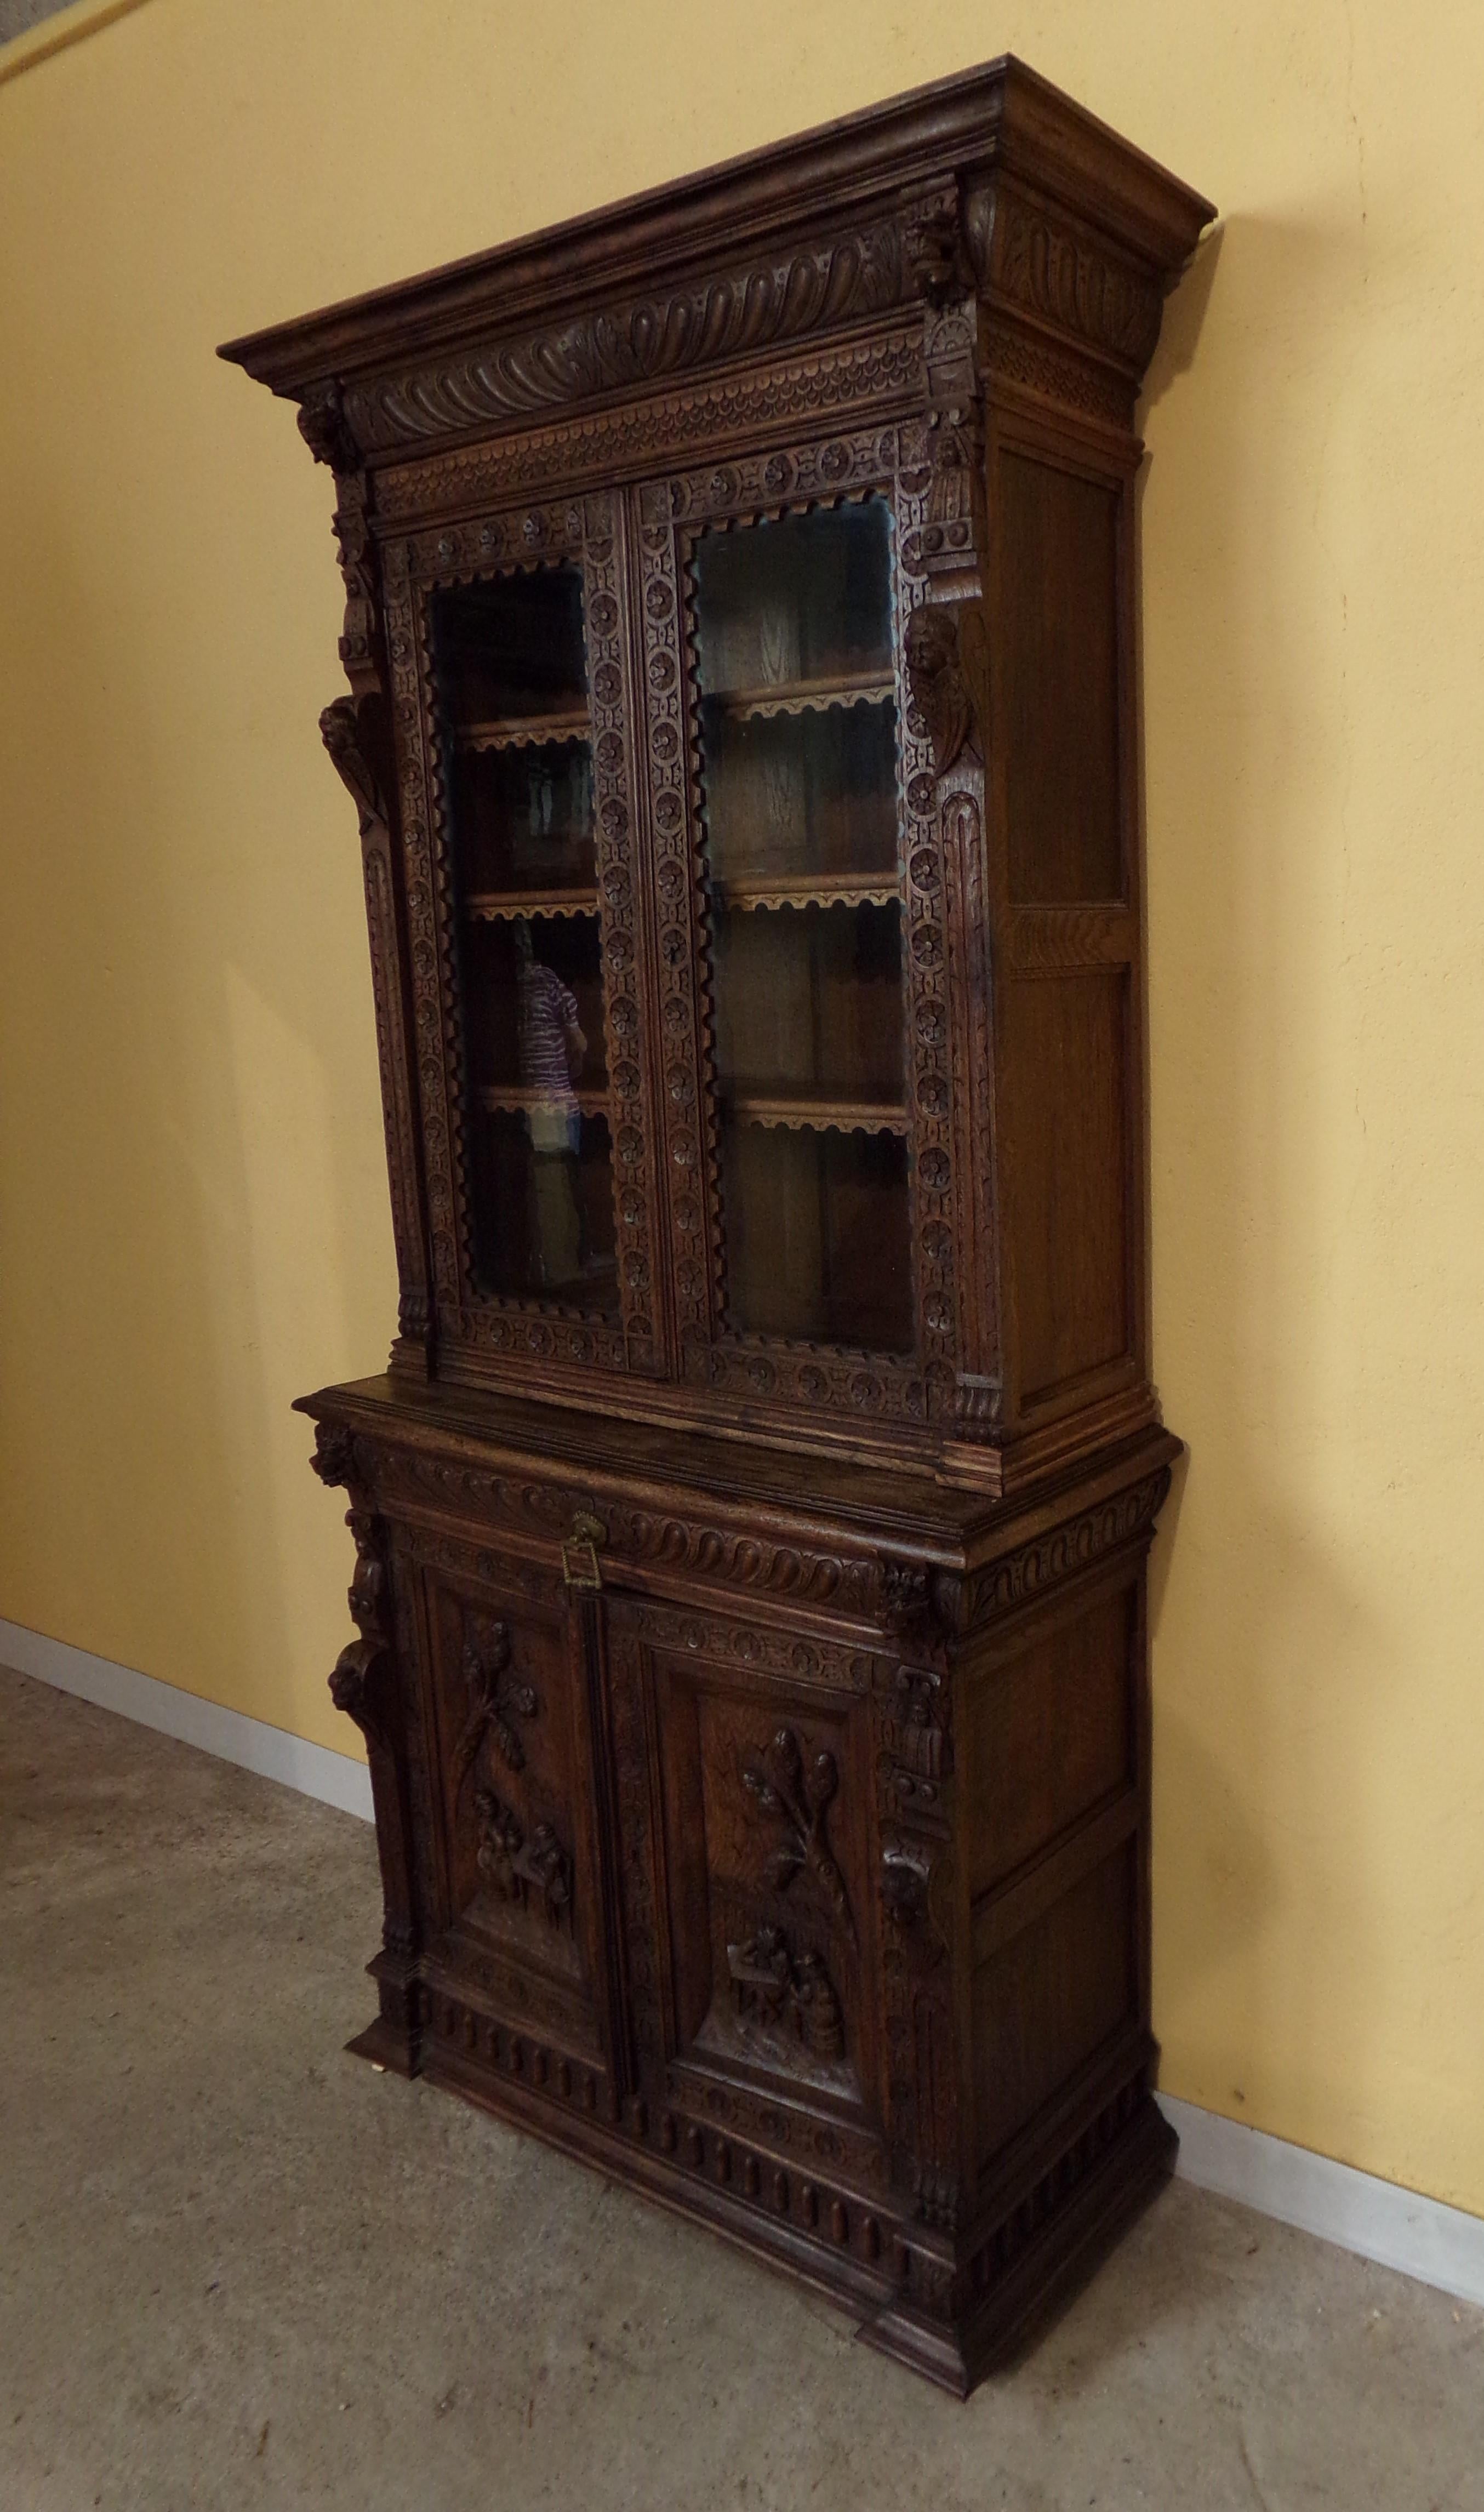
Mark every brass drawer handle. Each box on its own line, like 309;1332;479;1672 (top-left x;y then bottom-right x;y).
562;1510;606;1590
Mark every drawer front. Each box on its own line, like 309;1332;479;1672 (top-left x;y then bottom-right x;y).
410;1544;617;2075
607;1595;893;2194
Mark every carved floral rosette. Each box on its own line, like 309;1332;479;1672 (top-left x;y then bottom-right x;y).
381;489;663;1375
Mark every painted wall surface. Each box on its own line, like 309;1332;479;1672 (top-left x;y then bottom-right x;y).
2;0;1481;2216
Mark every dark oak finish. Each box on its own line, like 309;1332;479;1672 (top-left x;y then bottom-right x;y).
221;56;1212;2394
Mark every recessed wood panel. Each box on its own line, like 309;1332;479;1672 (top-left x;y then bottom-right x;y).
419;1572;606;2056
965;1586;1134;1899
971;1843;1135;2170
649;1653;868;2114
1000;452;1123;904
1003;970;1131;1402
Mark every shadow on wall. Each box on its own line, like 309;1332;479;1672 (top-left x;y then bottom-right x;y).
1139;206;1398;2138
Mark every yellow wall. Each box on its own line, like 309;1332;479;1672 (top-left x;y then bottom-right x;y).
2;0;1482;2216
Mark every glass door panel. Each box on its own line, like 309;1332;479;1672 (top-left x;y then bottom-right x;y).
431;567;619;1318
692;496;913;1354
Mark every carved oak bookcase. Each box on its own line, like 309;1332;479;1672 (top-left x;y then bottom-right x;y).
221;59;1212;2394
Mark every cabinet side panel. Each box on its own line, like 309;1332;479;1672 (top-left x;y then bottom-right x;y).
964;1584;1134;1899
998;453;1122;904
1002;969;1131;1402
971;1842;1135;2171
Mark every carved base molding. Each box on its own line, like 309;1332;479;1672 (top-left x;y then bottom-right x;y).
358;1976;1173;2394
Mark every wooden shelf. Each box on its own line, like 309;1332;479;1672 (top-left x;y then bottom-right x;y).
704;667;894;722
722;1089;908;1137
465;887;598;922
477;1082;612;1121
711;869;899;914
456;706;591;751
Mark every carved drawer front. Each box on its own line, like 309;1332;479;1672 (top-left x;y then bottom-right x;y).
610;1602;885;2163
415;1564;614;2069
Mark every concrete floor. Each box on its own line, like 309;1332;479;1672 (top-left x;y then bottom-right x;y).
2;1664;1481;2512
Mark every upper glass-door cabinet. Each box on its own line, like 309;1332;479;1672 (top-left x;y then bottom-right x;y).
389;497;661;1383
633;439;971;1442
693;501;909;1356
436;569;614;1310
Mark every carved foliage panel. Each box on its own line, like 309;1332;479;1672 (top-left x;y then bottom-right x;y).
412;1548;607;2057
380;490;663;1377
629;425;984;1431
610;1596;888;2145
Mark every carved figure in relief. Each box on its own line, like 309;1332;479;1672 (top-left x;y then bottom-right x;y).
475;1789;573;1930
740;1728;857;1949
724;1925;846;2060
903;607;975;779
319;695;387;837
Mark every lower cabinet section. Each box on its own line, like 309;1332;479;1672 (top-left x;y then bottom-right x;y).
311;1398;1179;2396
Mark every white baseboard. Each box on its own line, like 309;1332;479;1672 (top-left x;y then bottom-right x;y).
0;1614;374;1822
1157;2093;1484;2310
6;1613;1482;2309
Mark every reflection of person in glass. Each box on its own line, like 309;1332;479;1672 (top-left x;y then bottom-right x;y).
515;919;586;1289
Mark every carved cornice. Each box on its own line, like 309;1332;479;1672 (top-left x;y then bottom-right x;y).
373;326;922;519
343;220;908;455
967;1469;1171;1620
976;188;1165;374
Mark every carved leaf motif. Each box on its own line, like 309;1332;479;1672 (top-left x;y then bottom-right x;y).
453;1618;536;1785
741;1727;856;1949
345;225;906;449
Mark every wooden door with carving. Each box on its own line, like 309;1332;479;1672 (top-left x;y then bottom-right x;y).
606;1593;897;2208
381;488;669;1392
406;1538;625;2106
626;420;997;1446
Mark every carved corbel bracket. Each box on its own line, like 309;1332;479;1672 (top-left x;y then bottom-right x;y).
904;605;985;780
295;378;361;477
876;1554;961;1645
320;693;389;838
310;1419;358;1490
329;1636;393;1757
881;1841;952;1963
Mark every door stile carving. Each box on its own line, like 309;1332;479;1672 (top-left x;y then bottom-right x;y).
900;199;1003;1436
631;478;721;1368
873;1571;962;2229
615;485;684;1378
570;1586;640;2105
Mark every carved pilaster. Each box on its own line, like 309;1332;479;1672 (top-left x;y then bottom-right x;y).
312;1427;423;2048
318;690;433;1360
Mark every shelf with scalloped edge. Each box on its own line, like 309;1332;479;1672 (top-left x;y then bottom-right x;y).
710;868;900;914
465;886;598;922
702;667;895;722
721;1088;908;1137
456;706;591;751
477;1081;612;1121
